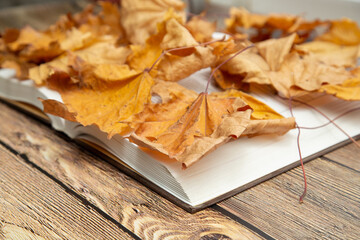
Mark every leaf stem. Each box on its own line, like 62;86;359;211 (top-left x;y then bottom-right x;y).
299;106;360;131
288;97;307;203
291;98;360;148
205;44;254;93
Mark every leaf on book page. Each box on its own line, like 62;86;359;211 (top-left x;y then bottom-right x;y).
267;53;352;97
215;47;271;86
130;80;198;138
210;89;283;120
45;70;153;138
131;91;252;168
40;98;77;122
210;89;296;136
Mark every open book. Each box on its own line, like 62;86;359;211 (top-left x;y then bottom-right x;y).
1;67;360;212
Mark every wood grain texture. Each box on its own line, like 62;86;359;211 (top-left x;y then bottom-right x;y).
0;102;263;240
218;158;360;240
324;140;360;172
0;145;133;240
0;3;263;239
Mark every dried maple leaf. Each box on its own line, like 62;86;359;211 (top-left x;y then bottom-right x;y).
120;0;185;44
210;38;251;58
295;40;359;68
131;80;198;138
64;3;124;37
43;70;153;137
318;68;360;100
128;16;217;82
211;89;295;136
156;46;216;82
3;26;63;63
215;47;271;86
30;37;131;85
256;33;296;71
210;89;283;120
40;98;77;122
131;91;252;167
59;28;96;52
317;18;360;46
225;7;327;43
185;14;217;43
225;7;268;31
267;52;353;97
319;78;360;101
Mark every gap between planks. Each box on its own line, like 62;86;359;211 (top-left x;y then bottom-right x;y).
0;101;264;239
0;143;136;240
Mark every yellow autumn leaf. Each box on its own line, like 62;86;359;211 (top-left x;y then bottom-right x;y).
319;77;360;101
295;40;359;67
131;91;252;167
211;89;295;137
120;0;185;44
44;70;154;137
317;18;360;46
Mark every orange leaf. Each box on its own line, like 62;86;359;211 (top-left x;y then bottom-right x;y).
131;92;252;167
317;18;360;46
256;33;296;71
120;0;185;44
4;26;63;63
267;53;352;97
47;71;154;138
294;40;359;68
186;14;216;43
40;98;77;122
319;77;360;101
211;89;295;136
128;16;216;82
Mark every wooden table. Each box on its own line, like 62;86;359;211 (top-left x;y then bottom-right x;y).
1;2;359;239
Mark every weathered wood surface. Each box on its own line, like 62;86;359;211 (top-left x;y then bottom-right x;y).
325;139;360;172
1;2;360;239
0;101;262;239
0;144;133;240
0;3;265;239
218;148;360;240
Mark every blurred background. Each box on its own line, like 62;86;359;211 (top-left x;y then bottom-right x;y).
0;0;359;32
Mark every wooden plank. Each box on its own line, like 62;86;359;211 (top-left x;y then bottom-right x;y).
0;102;264;239
324;140;360;172
0;145;134;239
218;158;360;239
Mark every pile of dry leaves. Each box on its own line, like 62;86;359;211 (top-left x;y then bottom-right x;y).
0;1;359;168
